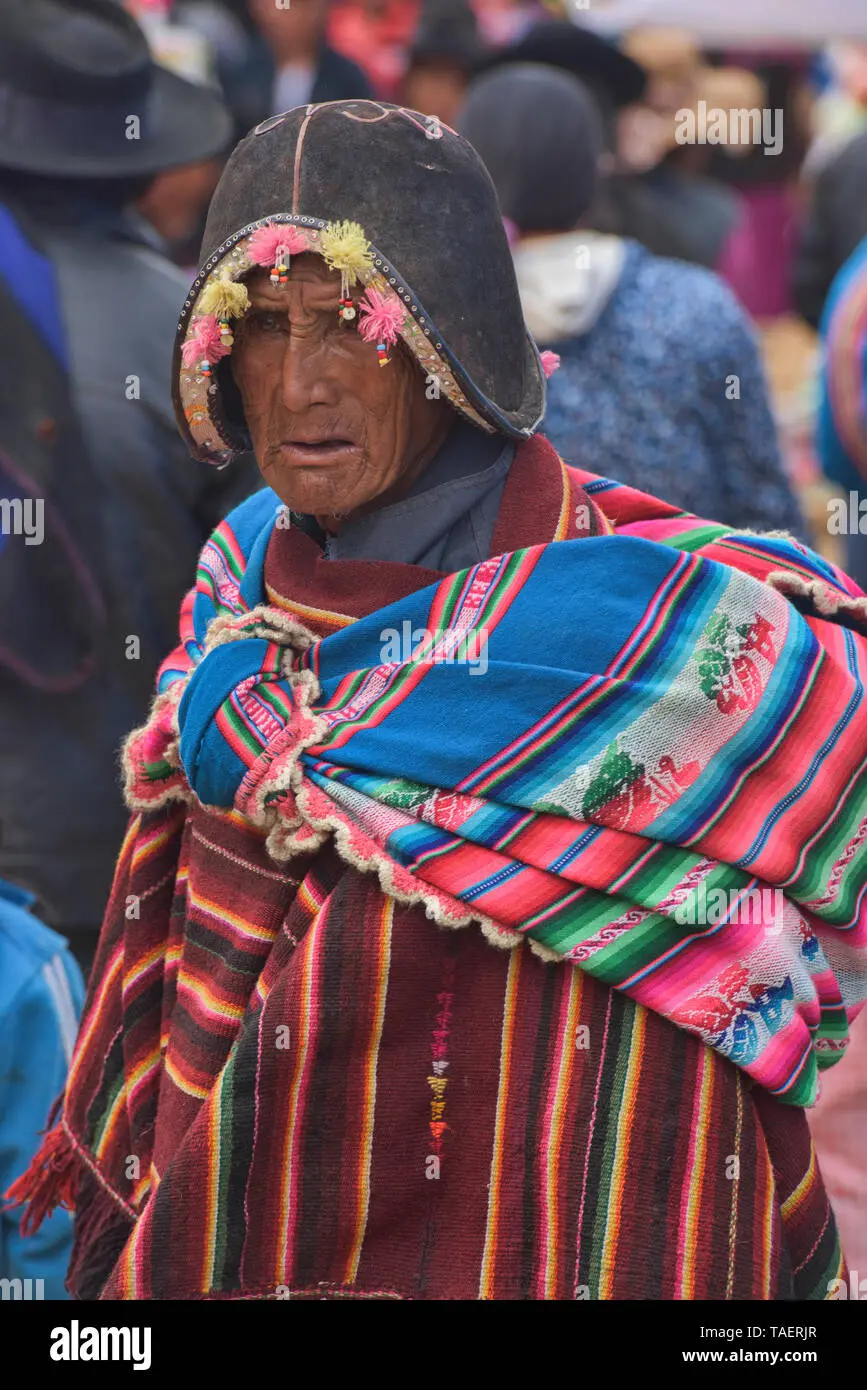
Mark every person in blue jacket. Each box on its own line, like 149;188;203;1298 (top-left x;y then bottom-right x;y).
0;878;84;1299
817;236;867;591
459;63;804;536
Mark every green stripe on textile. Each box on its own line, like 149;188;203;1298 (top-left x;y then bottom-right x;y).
258;680;294;721
435;568;474;628
91;1071;125;1156
659;524;731;554
211;528;245;581
817;1003;851;1049
790;768;867;922
806;1236;845;1301
341;669;369;702
211;1060;233;1288
782;1061;816;1108
527;862;751;969
327;662;427;731
607;841;697;898
224;700;265;761
585;1003;636;1298
470;550;530;634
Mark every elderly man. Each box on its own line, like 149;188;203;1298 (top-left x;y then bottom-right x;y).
12;101;867;1302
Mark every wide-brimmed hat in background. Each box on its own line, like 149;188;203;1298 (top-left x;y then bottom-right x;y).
0;0;233;178
481;19;647;110
407;0;489;75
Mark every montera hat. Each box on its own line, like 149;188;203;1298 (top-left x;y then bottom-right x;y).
174;101;546;466
0;0;233;179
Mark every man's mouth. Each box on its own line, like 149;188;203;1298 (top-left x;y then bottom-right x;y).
277;438;359;464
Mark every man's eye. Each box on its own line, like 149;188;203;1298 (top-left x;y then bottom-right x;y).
249;311;285;335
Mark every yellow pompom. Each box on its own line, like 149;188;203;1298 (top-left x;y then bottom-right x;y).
320;220;373;295
198;275;251;321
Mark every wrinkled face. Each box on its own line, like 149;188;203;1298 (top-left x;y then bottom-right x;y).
231;257;453;525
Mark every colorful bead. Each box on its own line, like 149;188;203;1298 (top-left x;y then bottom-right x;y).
338;298;356;321
201;358;212;377
377;342;390;366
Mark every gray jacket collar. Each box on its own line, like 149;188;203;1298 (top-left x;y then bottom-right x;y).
312;417;514;571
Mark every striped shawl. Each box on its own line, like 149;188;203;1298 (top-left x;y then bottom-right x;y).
10;435;867;1299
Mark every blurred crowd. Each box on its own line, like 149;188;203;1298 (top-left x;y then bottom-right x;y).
131;0;867;563
2;0;867;1298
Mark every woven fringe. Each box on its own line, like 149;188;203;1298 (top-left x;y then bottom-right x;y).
766;569;867;631
66;1165;135;1301
4;1120;77;1236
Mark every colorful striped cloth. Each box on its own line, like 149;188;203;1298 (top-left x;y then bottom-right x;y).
139;448;867;1107
9;435;864;1299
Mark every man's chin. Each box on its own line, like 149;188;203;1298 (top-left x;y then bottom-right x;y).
262;450;369;518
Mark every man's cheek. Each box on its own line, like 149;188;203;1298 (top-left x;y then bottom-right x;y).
234;371;275;448
241;403;269;458
233;352;269;404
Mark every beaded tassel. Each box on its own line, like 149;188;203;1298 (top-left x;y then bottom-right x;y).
249;222;309;286
180;313;229;376
321;220;374;301
358;287;405;368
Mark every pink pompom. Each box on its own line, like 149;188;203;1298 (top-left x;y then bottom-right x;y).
181;314;229;368
357;288;405;347
540;350;561;379
247;222;309;267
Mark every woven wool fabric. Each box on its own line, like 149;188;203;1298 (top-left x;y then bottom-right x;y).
11;435;866;1300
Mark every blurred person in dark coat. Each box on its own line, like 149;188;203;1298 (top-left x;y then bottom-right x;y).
201;0;372;140
483;20;739;272
794;129;867;329
0;0;259;975
399;0;487;129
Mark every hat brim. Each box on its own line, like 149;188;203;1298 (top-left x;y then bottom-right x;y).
0;66;233;179
407;41;490;75
481;22;647;108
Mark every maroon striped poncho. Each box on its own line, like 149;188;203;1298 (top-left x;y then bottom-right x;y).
10;438;850;1299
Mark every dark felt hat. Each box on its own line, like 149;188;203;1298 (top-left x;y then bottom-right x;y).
174;101;546;465
409;0;488;72
484;19;646;110
0;0;233;179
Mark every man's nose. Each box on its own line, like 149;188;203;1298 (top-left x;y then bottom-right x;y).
279;331;336;415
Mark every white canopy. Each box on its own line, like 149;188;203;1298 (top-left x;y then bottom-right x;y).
568;0;867;45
